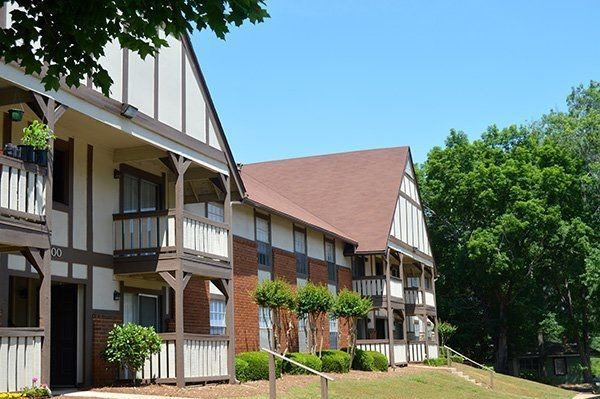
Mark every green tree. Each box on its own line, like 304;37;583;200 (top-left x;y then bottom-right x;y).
437;321;457;348
103;323;162;385
332;289;372;364
0;0;268;95
252;279;295;354
296;283;334;357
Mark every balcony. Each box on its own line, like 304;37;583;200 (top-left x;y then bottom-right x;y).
113;209;230;276
121;333;229;383
352;275;403;306
404;287;423;305
0;155;49;249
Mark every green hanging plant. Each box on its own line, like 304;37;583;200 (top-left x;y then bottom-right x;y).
21;120;56;150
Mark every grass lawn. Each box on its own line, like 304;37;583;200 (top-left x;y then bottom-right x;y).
242;367;573;399
83;366;574;399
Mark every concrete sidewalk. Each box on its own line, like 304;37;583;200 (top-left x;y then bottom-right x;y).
61;391;192;399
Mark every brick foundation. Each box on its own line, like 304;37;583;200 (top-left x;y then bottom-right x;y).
92;313;122;386
233;236;260;353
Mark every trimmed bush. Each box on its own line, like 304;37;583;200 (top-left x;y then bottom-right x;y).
424;357;447;367
451;355;464;364
352;348;374;371
284;352;322;375
367;351;389;372
320;350;351;373
236;351;282;381
235;357;250;382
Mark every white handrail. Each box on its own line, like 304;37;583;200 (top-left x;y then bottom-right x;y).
443;345;495;389
261;347;334;398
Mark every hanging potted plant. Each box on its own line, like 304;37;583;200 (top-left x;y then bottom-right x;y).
20;120;55;166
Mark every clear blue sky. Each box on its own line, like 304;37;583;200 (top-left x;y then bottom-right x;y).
191;0;600;164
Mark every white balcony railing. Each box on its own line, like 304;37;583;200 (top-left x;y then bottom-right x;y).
0;155;47;223
122;333;228;381
113;210;229;260
352;276;404;300
0;328;43;392
404;288;423;305
424;291;436;307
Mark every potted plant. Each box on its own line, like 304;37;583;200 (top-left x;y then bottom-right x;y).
20;120;55;166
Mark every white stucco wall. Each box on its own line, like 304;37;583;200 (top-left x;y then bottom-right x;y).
232;204;255;241
72;139;88;250
92;266;120;311
93;145;119;254
271;214;293;251
307;229;324;260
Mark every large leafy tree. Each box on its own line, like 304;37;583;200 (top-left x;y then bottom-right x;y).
420;119;596;375
0;0;268;95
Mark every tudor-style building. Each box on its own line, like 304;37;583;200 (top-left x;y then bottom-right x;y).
0;3;242;391
224;147;439;365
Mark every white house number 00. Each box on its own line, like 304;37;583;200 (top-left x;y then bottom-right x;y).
51;247;63;258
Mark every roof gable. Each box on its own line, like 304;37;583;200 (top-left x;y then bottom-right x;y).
241;147;409;252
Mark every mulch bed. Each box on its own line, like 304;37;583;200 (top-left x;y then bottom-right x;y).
83;367;428;398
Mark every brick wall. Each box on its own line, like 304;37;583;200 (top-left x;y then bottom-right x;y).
233;236;259;353
166;276;210;334
337;266;352;348
273;248;298;352
184;277;210;334
308;258;330;349
92;313;122;386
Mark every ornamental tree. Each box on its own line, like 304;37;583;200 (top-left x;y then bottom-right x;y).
332;289;372;364
296;283;334;357
251;279;295;354
437;321;457;348
0;0;268;95
103;323;162;385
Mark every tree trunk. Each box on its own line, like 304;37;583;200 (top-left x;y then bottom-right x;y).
576;312;593;383
495;302;509;374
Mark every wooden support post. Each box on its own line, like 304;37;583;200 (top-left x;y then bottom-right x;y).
385;250;395;369
489;369;494;389
223;174;236;384
419;263;425;305
174;268;185;388
422;314;430;359
268;352;276;399
39;249;51;384
320;377;328;399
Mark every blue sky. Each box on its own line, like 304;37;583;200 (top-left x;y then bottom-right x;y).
191;1;600;164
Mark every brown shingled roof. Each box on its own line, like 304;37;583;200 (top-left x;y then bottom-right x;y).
241;147;410;253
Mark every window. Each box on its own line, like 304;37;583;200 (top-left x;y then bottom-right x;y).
352;256;365;278
519;357;539;371
329;317;338;349
407;277;420;288
52;139;70;206
294;228;308;278
325;240;336;283
256;215;272;270
207;203;224;222
425;276;432;290
553;358;566;376
123;292;161;332
209;299;226;335
259;305;273;349
121;168;162;213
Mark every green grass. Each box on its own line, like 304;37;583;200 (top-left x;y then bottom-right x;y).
592;357;600;376
239;366;573;399
455;364;573;399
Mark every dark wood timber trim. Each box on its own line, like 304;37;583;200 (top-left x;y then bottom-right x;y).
388;236;434;265
2;112;11;147
154;54;159;119
86;145;93;250
122;49;129;103
180;44;186;134
385;250;396;368
0;254;7;326
0;327;45;337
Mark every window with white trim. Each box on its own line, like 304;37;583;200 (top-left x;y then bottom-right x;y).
209;299;226;335
256;216;272;269
325;240;336;283
295;229;308;277
329;316;338;349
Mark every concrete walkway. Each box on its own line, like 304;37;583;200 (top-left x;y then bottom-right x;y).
61;391;191;399
572;394;600;399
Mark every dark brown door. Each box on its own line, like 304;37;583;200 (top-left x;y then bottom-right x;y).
51;284;78;386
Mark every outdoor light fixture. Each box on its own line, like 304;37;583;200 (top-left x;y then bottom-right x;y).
120;103;138;119
7;108;24;122
113;290;121;301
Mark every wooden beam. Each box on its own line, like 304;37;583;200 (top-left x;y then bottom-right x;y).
224;174;236;384
211;278;229;299
20;247;44;277
0;87;32;107
385;250;396;368
114;145;167;163
174;268;185;388
159;271;176;289
167;167;216;182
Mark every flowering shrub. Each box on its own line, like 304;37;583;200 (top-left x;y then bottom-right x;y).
18;377;51;398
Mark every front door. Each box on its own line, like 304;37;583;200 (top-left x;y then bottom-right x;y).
51;284;78;386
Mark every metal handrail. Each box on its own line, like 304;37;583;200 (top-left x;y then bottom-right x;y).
443;345;495;389
261;347;334;398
